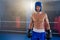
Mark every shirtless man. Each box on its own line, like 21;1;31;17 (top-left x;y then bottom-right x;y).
27;1;51;40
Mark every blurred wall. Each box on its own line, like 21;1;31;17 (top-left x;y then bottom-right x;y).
0;0;60;32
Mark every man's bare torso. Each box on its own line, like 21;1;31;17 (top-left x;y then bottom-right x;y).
32;12;46;29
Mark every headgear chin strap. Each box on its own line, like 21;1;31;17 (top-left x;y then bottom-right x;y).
35;2;42;12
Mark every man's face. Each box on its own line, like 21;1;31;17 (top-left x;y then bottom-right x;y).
36;6;40;12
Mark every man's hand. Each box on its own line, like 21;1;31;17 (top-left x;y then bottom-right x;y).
46;30;52;40
27;29;32;38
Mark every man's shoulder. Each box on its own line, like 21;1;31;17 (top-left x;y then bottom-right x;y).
32;12;36;15
32;12;47;15
41;12;47;15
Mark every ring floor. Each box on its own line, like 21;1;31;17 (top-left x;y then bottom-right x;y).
0;32;60;40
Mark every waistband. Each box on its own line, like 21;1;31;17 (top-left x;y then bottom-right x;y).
33;27;45;33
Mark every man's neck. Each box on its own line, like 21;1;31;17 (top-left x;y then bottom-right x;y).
37;11;42;14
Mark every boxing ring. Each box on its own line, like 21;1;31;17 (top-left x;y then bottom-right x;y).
0;0;60;40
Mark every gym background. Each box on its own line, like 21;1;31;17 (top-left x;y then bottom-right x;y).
0;0;60;40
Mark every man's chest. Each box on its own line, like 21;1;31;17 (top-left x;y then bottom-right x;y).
32;14;45;22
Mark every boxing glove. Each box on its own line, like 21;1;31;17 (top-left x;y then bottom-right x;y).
46;30;52;40
27;29;32;38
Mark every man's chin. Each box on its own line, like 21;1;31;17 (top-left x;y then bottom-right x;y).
36;10;41;12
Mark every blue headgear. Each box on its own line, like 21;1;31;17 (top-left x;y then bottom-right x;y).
35;2;42;12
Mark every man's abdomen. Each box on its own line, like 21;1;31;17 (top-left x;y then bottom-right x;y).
34;22;45;29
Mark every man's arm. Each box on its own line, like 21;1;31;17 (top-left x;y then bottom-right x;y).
45;14;52;39
27;16;33;38
29;17;33;29
45;14;50;30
